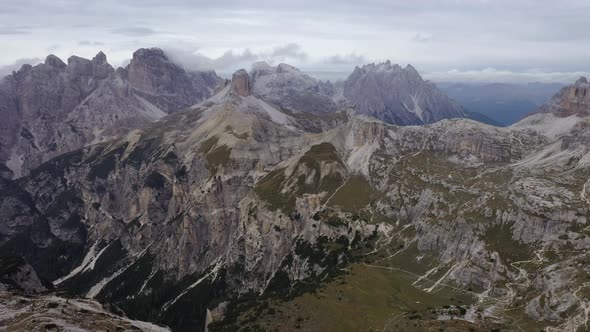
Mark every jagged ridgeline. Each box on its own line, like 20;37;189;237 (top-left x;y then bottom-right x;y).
0;48;224;179
2;51;590;332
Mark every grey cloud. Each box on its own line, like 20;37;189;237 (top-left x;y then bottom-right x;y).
213;49;259;68
0;58;42;78
79;40;105;46
0;0;589;82
412;33;432;43
323;53;368;65
164;48;258;71
0;27;30;35
424;68;590;84
111;27;157;36
46;44;61;53
164;43;309;71
270;43;308;60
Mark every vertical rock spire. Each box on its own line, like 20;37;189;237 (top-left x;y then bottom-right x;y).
231;69;251;96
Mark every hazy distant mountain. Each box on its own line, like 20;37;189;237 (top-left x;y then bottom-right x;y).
438;81;563;126
342;61;467;125
250;61;338;115
0;48;223;178
249;61;475;126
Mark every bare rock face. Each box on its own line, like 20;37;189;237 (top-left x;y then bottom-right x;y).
562;77;590;111
44;54;66;69
538;77;590;117
126;48;222;112
342;61;466;125
0;257;46;293
250;61;338;114
231;69;251;96
0;48;223;178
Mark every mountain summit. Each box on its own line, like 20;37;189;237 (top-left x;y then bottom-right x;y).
0;48;223;179
250;61;337;115
534;76;590;117
342;61;466;125
248;60;468;126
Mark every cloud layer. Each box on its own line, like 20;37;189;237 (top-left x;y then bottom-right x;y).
0;57;42;78
0;0;588;83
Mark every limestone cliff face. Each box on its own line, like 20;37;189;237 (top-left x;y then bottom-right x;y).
250;62;338;115
230;69;251;96
0;257;46;293
126;48;222;112
541;77;590;116
2;74;590;331
0;48;223;179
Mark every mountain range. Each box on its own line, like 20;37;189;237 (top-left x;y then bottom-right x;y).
1;48;590;332
0;50;496;180
0;48;223;179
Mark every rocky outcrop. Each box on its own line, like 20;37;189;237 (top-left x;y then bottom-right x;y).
342;61;466;125
540;76;590;116
0;288;170;331
0;49;223;179
0;256;46;293
126;48;222;112
230;69;251;96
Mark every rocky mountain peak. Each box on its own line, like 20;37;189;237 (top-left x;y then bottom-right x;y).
276;63;299;73
539;77;590;116
125;47;223;111
66;54;113;80
343;61;464;125
0;48;222;178
67;55;89;66
91;52;113;79
66;55;94;77
44;54;66;68
231;69;251;96
252;61;274;72
250;62;338;114
131;47;168;62
356;61;404;74
92;51;107;64
404;63;420;76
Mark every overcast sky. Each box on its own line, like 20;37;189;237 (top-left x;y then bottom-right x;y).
0;0;588;83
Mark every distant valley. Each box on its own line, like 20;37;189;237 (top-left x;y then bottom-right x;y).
438;82;564;126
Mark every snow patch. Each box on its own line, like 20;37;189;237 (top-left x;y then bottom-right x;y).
138;268;158;294
53;242;100;286
5;151;24;179
162;264;221;312
82;245;109;273
86;262;131;299
86;242;153;298
410;94;424;121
